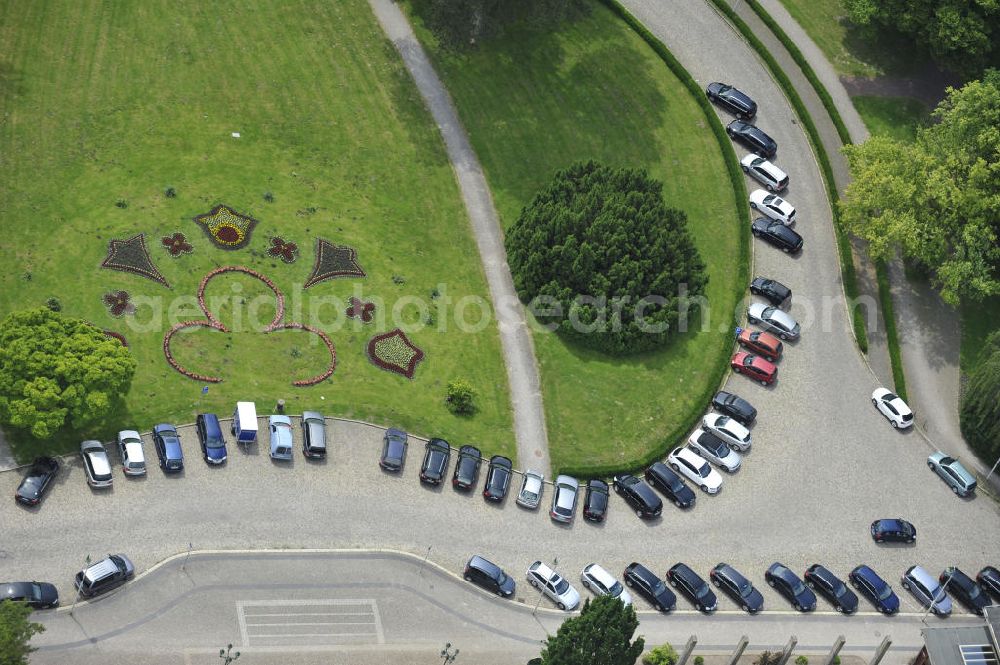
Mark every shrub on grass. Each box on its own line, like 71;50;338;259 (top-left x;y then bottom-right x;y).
445;379;477;415
796;656;809;665
695;658;704;665
642;642;678;665
115;198;128;208
45;297;61;312
164;186;177;198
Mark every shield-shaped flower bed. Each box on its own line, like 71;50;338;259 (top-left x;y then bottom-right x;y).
366;328;424;379
193;204;259;250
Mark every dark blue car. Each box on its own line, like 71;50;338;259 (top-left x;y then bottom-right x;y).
766;562;816;611
850;565;899;615
152;423;184;472
196;413;227;465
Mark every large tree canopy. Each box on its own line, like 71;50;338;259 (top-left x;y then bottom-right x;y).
505;161;707;355
961;330;1000;464
0;600;45;665
540;595;645;665
843;0;1000;77
840;69;1000;304
0;308;136;439
412;0;583;49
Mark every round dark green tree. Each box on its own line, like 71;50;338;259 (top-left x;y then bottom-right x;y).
505;161;707;354
960;330;1000;464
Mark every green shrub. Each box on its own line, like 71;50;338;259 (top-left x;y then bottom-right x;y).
960;330;1000;465
164;186;177;198
445;379;477;415
45;297;61;312
643;642;678;665
755;652;782;665
695;658;704;665
115;198;128;208
796;656;809;665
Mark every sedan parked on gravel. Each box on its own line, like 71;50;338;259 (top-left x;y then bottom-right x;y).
940;567;991;615
581;563;632;605
268;415;294;461
727;120;777;158
902;565;951;616
927;451;977;496
117;430;146;476
624;562;676;612
804;564;858;614
583;479;610;522
712;391;757;425
379;428;408;472
301;411;327;459
702;414;752;452
750;276;791;305
14;457;59;506
452;445;482;491
871;388;914;429
516;470;544;509
667;563;717;613
741;154;788;191
483;455;513;501
527;561;580;611
737;328;783;362
731;351;778;386
80;440;113;489
419;438;451;485
766;562;816;612
750;189;796;225
706;82;757;119
644;462;696;509
613;474;662;519
850;565;899;615
871;518;916;544
748;303;800;340
1;581;59;609
196;414;227;465
752;217;803;253
977;566;1000;601
711;563;764;614
550;475;579;523
152;423;184;472
667;447;723;494
687;431;742;473
464;555;515;598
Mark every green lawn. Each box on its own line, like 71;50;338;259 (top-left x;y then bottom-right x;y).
852;95;929;142
0;0;514;460
961;297;1000;376
406;3;744;473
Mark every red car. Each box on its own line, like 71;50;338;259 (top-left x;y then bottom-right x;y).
737;328;783;362
731;351;777;385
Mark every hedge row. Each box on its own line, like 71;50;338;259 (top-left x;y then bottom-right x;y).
559;0;751;479
875;260;907;400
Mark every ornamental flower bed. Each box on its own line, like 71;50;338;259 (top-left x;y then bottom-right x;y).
366;328;424;379
346;297;376;323
103;290;136;317
161;232;193;257
102;330;129;347
304;238;366;288
193;204;259;250
100;234;170;287
267;236;298;263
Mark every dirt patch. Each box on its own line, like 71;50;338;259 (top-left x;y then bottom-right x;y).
841;61;962;107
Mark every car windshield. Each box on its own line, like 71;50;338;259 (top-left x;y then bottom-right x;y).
553;575;569;594
698;462;711;477
763;194;776;204
652;580;668;595
496;571;510;586
833;581;849;599
792;580;807;596
878;583;893;601
717;416;731;426
696;581;711;598
31;583;42;598
208;438;224;448
521;490;538;501
609;581;624;596
967;583;982;599
752;157;765;167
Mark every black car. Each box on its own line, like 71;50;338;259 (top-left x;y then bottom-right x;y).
667;562;717;613
624;562;676;612
379;428;408;472
849;564;899;615
941;567;991;615
706;82;757;120
452;445;482;490
464;555;515;597
419;438;451;485
804;564;858;614
726;120;777;158
978;566;1000;600
871;518;916;543
612;474;662;519
750;277;791;306
752;218;803;253
710;563;764;614
711;391;757;426
0;581;59;609
766;562;816;611
15;457;59;506
644;462;696;509
152;423;184;472
583;479;610;522
483;455;513;501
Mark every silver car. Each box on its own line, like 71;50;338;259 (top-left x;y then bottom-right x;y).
747;303;800;340
527;561;580;611
550;475;579;523
702;414;751;452
80;440;113;488
581;563;632;606
301;411;326;459
117;430;146;476
516;470;544;509
687;430;742;473
268;415;293;460
902;565;952;616
927;452;976;496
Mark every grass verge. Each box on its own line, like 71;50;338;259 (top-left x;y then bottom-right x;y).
875;261;907;400
852;95;929;142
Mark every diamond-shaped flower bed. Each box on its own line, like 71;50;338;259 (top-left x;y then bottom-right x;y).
193;204;259;250
366;329;424;379
100;234;170;287
304;239;366;289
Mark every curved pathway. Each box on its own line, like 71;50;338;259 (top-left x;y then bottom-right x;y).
368;0;549;476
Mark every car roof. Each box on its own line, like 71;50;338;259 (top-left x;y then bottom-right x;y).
906;566;939;589
877;518;911;531
199;413;223;435
84;557;121;581
809;565;838;585
853;565;884;585
627;562;659;584
585;564;617;586
769;563;796;582
530;561;555;579
716;563;749;584
469;555;501;575
674;447;704;465
671;562;698;583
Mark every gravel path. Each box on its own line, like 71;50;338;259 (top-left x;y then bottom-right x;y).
368;0;550;476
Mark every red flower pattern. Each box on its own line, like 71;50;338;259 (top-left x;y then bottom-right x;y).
161;232;193;257
267;237;299;264
103;290;135;317
346;297;376;323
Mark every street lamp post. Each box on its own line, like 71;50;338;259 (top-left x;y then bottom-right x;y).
441;642;459;664
921;569;955;624
219;644;241;664
532;557;558;615
69;555;91;616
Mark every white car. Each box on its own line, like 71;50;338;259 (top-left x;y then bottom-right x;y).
747;302;800;340
527;561;580;611
871;388;913;429
702;414;752;452
687;431;742;473
516;470;545;509
116;430;146;476
667;446;723;494
749;189;796;225
741;154;789;192
581;563;632;606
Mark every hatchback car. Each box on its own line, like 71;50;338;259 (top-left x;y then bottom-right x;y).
902;565;952;616
727;120;777;158
977;566;1000;600
701;414;752;452
871;518;916;543
804;564;858;614
75;553;135;597
940;567;990;615
850;564;900;614
419;438;451;485
117;430;146;476
379;428;408;472
196;413;227;464
550;475;579;523
750;276;792;306
752;217;804;253
711;391;757;426
748;303;801;340
301;411;327;459
711;563;764;613
668;447;723;494
667;563;717;613
483;455;513;501
581;563;632;605
624;562;676;612
152;423;184;472
516;470;544;509
527;561;580;611
731;351;778;386
0;581;59;609
687;430;742;472
464;555;515;597
80;440;113;488
644;462;696;509
741;154;788;192
927;452;977;496
268;415;294;461
706;82;757;119
871;388;914;429
14;457;59;506
583;478;610;521
737;328;783;362
750;189;796;225
766;562;816;612
452;445;482;490
613;474;663;518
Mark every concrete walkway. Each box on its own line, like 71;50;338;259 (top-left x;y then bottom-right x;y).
368;0;550;476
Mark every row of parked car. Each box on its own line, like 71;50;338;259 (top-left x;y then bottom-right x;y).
461;552;1000;618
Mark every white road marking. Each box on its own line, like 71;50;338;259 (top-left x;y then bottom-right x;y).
236;599;384;647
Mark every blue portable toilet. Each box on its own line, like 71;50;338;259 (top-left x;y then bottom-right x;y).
232;401;258;445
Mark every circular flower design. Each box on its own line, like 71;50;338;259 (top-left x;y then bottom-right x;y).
267;236;299;264
214;222;244;246
161;232;193;257
103;290;135;318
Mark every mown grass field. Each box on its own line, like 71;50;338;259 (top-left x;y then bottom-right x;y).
0;0;514;460
406;2;744;472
